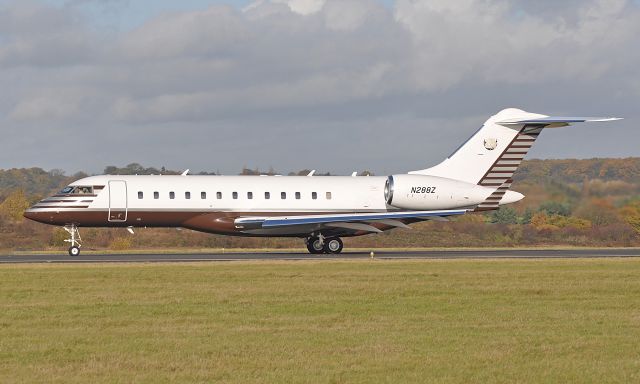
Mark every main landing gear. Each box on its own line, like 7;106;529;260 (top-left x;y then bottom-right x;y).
63;224;82;256
306;234;343;254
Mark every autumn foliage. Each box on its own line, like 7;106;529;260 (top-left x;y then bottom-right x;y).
1;158;640;251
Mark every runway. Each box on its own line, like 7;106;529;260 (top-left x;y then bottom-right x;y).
1;248;640;263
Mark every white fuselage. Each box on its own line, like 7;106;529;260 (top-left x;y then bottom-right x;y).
24;174;508;237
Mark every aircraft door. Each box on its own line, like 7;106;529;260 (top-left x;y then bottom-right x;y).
108;180;128;222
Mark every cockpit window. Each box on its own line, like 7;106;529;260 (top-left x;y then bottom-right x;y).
59;186;93;195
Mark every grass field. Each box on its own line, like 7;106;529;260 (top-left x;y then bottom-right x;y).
1;259;640;383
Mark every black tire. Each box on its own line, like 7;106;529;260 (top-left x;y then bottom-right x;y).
324;237;343;254
68;246;80;257
306;237;324;254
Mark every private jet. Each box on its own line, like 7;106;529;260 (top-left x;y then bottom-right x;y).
24;108;620;256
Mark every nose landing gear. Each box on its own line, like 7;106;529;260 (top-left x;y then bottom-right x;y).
63;224;82;256
305;234;343;254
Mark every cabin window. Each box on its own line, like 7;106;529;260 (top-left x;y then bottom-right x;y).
281;192;286;199
295;192;301;200
217;192;222;199
233;192;238;199
312;192;317;200
247;192;253;199
201;192;206;199
154;192;159;199
265;192;270;199
326;192;332;200
138;191;143;199
185;192;191;199
169;192;175;199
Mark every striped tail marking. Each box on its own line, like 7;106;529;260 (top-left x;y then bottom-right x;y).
474;179;513;212
477;125;543;188
474;125;542;211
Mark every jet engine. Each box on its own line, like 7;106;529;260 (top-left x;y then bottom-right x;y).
384;174;494;210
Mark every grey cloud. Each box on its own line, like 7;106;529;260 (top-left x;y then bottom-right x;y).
0;0;638;174
0;2;96;67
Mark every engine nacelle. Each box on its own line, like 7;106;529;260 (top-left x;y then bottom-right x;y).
384;174;493;210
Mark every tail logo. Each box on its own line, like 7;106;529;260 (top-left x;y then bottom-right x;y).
484;138;498;150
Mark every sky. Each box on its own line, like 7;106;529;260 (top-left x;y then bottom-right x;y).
0;0;638;175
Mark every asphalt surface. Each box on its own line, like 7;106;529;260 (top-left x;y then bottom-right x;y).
1;248;640;263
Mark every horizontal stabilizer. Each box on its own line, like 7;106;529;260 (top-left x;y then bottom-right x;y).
498;116;622;127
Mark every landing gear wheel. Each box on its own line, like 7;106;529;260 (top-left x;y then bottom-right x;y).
324;237;343;254
306;237;324;254
63;224;82;257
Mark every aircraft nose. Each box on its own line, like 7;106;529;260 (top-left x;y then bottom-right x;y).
23;208;37;221
23;207;45;223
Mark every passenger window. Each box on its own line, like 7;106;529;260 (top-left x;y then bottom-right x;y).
247;192;253;199
201;192;206;199
169;192;175;199
138;191;143;199
233;192;238;199
217;192;222;199
185;192;191;199
295;192;301;200
281;192;286;199
326;192;332;200
312;192;317;200
154;192;159;199
265;192;270;199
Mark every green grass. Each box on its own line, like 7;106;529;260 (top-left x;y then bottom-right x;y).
1;259;640;383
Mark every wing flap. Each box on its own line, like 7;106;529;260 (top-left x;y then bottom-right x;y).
326;222;383;233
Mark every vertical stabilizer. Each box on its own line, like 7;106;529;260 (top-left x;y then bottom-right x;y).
409;108;545;185
409;108;620;187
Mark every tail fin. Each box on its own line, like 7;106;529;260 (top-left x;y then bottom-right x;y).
409;108;621;186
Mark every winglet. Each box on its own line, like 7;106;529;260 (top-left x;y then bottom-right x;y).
181;169;189;176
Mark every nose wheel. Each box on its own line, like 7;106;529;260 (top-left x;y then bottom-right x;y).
305;235;343;254
63;224;82;256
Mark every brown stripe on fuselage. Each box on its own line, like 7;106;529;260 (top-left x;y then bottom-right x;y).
23;209;374;237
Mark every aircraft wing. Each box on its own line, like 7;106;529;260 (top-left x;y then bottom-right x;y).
234;209;467;234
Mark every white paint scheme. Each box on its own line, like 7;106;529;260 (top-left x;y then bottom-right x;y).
24;108;621;254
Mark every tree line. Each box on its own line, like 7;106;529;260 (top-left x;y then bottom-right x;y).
1;158;639;250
